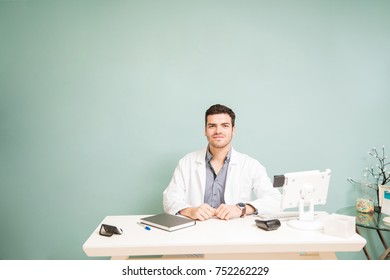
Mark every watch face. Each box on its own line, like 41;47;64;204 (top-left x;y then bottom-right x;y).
237;202;245;208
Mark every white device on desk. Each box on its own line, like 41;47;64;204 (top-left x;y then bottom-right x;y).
273;169;331;231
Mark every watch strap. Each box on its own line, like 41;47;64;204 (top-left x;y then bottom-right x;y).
236;203;246;217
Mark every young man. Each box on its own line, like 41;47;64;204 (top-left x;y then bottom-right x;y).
163;104;281;220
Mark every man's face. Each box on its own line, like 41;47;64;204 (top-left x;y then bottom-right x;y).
205;113;235;150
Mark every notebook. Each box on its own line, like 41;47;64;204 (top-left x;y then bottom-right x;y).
139;213;196;232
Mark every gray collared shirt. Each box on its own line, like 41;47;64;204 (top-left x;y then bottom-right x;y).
204;148;231;208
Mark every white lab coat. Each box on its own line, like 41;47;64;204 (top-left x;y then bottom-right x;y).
163;147;282;215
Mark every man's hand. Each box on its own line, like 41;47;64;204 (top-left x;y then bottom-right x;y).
179;204;215;221
214;204;242;220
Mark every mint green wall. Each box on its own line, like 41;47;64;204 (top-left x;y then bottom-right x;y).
1;0;389;259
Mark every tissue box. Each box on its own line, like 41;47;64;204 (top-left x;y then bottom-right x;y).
324;213;356;238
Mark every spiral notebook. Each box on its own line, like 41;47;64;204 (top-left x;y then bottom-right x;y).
140;213;196;232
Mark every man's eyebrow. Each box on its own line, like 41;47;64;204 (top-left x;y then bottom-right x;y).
207;122;231;126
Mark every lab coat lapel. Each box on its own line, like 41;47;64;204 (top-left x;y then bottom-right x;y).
225;148;240;204
196;149;207;199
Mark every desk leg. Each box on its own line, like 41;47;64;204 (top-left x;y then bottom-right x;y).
377;229;389;249
356;226;390;260
356;226;371;260
377;229;390;260
379;247;390;260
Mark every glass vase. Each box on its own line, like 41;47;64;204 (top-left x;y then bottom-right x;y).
355;182;376;213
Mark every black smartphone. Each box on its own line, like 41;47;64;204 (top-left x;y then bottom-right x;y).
255;219;281;231
99;224;123;236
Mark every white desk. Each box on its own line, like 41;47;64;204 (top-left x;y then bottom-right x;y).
83;214;366;260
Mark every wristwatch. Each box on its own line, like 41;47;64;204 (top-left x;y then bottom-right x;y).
236;202;246;218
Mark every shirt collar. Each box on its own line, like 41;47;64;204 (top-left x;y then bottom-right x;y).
206;146;232;163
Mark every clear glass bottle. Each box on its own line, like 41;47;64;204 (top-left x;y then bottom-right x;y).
355;172;375;213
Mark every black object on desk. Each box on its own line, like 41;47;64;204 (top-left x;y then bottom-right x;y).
99;224;123;237
255;219;281;231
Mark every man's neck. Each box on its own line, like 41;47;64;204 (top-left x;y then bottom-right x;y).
209;145;231;163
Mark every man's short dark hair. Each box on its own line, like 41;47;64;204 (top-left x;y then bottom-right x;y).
205;104;236;127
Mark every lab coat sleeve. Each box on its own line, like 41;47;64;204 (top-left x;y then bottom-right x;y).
248;160;282;214
163;161;189;215
163;149;206;215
